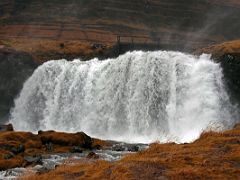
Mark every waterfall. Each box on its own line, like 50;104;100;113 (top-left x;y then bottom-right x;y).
10;51;235;143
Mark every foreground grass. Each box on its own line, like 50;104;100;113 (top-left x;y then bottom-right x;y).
23;124;240;180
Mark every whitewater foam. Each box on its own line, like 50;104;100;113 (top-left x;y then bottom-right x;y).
10;51;235;143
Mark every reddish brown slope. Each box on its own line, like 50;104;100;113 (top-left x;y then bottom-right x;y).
0;0;240;62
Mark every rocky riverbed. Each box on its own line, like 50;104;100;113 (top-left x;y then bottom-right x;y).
0;124;147;179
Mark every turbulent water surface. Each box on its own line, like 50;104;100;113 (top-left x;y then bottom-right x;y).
10;51;236;143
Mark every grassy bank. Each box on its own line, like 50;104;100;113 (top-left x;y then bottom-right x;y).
22;124;240;179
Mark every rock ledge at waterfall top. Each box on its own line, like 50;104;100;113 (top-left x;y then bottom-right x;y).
23;123;240;179
196;39;240;58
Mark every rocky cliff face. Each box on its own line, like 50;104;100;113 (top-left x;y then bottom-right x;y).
0;47;37;122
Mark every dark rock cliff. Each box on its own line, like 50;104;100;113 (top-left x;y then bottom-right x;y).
219;54;240;110
0;47;37;122
198;40;240;110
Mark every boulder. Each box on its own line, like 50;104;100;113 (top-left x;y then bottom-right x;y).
111;143;139;152
39;131;92;148
33;165;51;174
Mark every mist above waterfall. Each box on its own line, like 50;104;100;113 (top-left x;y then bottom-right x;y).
10;51;236;143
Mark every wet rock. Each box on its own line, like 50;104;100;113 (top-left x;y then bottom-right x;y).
86;152;99;159
111;143;139;152
3;152;14;160
70;146;83;153
33;165;50;174
111;143;126;151
127;145;139;152
219;53;240;106
0;124;14;132
24;155;43;166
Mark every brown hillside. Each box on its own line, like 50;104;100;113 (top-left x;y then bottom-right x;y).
1;0;240;62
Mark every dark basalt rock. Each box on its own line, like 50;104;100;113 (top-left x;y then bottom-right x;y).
0;47;38;123
218;53;240;106
35;166;51;174
127;145;139;152
111;143;139;152
24;155;43;166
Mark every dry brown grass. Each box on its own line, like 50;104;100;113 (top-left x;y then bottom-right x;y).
0;155;25;170
0;38;113;63
196;39;240;58
23;124;240;180
39;131;91;147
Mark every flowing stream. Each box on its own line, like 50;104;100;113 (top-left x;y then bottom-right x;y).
10;51;236;143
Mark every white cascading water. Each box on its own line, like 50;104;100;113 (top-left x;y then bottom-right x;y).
10;51;235;143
